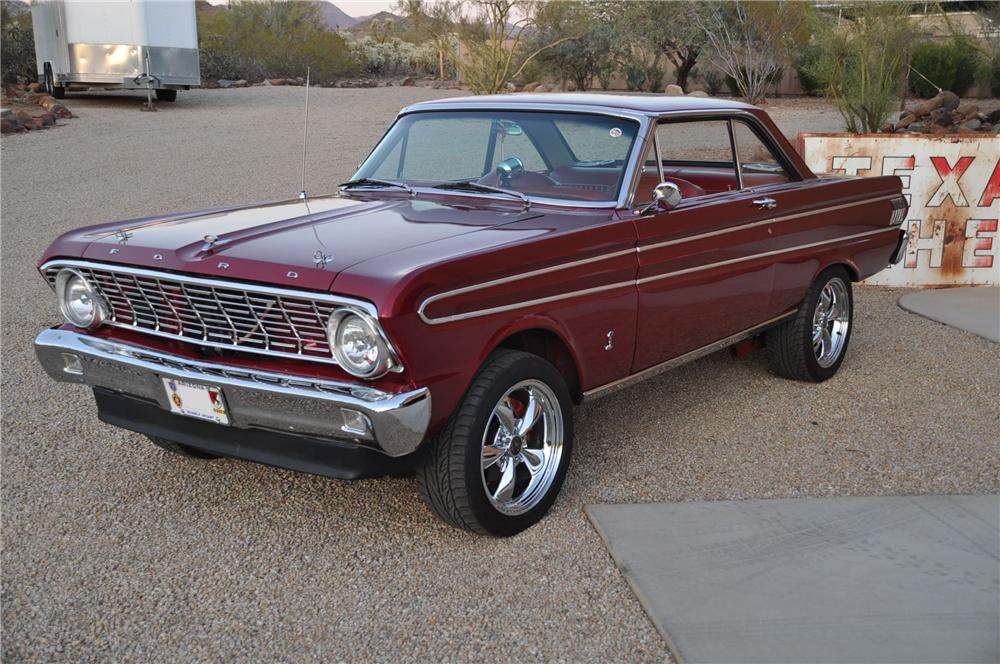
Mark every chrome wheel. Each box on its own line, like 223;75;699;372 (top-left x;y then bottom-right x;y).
812;278;850;368
480;379;564;516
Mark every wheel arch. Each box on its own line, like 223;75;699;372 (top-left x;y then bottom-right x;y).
483;319;583;404
814;259;860;284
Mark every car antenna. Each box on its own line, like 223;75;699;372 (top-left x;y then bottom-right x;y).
299;66;311;200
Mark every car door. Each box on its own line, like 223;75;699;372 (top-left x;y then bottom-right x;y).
630;116;799;372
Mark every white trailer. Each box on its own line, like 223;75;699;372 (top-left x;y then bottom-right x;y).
31;0;200;102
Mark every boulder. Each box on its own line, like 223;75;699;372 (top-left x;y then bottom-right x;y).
962;118;982;131
937;90;960;111
929;107;952;126
986;109;1000;125
895;112;916;129
664;83;684;96
523;81;541;92
217;79;233;89
232;79;248;88
687;90;709;97
39;112;55;126
27;82;43;93
267;78;287;86
401;76;415;87
955;102;978;120
908;122;927;133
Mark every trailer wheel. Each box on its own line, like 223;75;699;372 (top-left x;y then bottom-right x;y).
155;89;177;102
42;62;65;98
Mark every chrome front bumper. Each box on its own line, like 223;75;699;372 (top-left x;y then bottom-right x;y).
34;329;431;457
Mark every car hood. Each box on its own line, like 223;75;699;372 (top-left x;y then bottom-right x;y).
68;194;540;291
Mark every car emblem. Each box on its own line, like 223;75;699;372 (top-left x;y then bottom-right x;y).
313;251;333;268
153;254;163;261
217;261;230;269
287;271;299;279
109;248;120;255
201;234;230;252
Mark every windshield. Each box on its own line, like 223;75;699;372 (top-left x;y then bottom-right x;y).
352;111;640;204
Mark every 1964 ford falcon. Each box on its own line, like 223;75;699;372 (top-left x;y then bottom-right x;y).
35;94;909;535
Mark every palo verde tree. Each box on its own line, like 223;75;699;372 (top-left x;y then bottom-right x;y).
456;0;576;94
529;0;610;91
696;0;813;103
614;0;707;92
397;0;460;80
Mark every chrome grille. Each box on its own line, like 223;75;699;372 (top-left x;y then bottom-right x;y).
42;261;360;365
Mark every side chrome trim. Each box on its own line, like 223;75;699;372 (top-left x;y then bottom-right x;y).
582;311;795;401
638;194;898;253
637;226;898;286
417;248;635;325
418;224;898;325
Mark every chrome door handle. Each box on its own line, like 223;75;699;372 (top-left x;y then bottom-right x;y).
753;197;778;210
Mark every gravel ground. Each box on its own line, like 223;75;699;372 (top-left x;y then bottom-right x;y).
2;87;998;662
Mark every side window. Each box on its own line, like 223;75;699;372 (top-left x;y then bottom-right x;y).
732;122;792;185
639;120;737;202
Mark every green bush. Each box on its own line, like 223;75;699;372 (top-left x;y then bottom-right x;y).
976;50;1000;98
909;38;977;98
350;36;438;78
197;1;358;83
1;4;36;84
795;44;823;97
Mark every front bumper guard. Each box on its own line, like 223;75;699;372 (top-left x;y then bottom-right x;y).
34;328;431;457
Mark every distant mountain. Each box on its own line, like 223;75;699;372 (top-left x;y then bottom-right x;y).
349;11;413;36
2;0;30;16
313;2;360;31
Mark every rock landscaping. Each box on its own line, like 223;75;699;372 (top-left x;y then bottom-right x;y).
1;84;74;134
881;90;1000;134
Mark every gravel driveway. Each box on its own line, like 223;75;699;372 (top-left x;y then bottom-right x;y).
2;87;997;662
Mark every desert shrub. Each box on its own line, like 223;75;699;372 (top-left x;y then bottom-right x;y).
351;36;437;77
198;1;358;83
725;66;782;96
795;43;823;96
808;2;913;134
909;38;977;98
623;62;646;91
1;3;36;84
977;55;1000;98
694;68;725;96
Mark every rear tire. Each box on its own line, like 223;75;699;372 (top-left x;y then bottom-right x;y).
146;435;220;459
417;350;574;536
51;86;66;99
155;89;177;102
766;267;853;382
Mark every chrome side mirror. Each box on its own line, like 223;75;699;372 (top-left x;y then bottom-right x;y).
641;181;682;214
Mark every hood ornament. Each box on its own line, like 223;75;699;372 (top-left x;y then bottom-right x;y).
313;250;333;268
201;234;230;253
115;229;133;244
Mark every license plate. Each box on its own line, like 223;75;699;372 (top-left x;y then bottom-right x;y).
161;377;230;425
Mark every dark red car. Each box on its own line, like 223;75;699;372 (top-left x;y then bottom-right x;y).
35;94;908;535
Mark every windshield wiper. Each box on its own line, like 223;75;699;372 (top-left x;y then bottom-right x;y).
339;178;414;196
431;180;530;209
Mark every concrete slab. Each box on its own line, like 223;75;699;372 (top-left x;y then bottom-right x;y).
898;287;1000;342
588;496;999;664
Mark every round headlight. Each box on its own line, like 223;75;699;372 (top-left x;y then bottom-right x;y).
329;310;393;378
55;268;106;329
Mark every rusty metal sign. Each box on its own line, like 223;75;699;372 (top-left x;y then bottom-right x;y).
800;134;999;287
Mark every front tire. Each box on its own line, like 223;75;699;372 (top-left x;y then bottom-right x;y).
417;350;574;536
155;89;177;102
766;267;854;382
